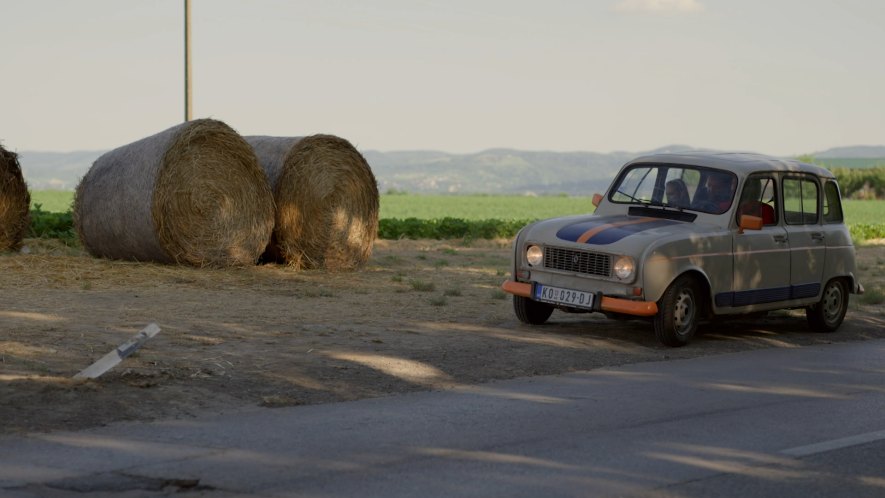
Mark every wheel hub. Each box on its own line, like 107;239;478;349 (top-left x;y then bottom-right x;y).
674;290;694;334
822;285;843;321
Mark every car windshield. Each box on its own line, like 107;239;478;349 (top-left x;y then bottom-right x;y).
609;164;737;215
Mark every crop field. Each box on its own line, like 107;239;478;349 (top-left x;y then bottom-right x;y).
29;190;75;213
28;190;885;225
841;199;885;225
380;194;597;220
30;191;598;219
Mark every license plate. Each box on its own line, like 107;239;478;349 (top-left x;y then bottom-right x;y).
534;284;596;309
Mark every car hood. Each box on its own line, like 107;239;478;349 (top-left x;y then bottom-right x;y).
525;214;722;254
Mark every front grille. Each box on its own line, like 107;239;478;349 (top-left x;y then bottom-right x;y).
544;247;611;277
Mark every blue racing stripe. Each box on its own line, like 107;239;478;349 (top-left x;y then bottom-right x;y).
555;220;609;242
584;220;679;245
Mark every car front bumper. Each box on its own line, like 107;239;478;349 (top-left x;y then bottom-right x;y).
501;280;658;317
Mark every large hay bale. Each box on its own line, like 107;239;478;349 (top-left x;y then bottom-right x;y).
74;119;274;266
246;134;379;271
0;145;31;252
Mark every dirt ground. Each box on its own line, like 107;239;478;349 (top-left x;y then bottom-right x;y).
2;238;884;435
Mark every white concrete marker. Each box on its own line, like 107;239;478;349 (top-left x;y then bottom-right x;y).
73;323;161;379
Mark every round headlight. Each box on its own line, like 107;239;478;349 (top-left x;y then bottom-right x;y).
526;245;543;266
613;256;635;280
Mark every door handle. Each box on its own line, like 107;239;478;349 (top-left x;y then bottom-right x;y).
773;234;788;243
811;232;825;242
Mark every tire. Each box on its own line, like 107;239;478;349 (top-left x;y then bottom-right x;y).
514;296;553;325
654;275;700;347
806;279;848;332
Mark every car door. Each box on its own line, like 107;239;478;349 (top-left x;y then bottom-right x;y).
820;179;855;278
782;175;826;299
726;174;791;307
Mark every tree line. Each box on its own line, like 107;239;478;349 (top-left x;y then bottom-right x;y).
830;167;885;200
797;155;885;199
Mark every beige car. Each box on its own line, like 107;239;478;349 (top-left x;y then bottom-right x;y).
501;151;864;346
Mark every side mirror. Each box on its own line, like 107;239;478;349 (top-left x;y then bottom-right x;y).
592;193;603;208
738;214;763;233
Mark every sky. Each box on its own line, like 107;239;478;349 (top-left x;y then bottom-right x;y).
2;0;884;156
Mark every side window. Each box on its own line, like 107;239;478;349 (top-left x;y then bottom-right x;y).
783;177;820;225
823;180;844;224
736;175;777;225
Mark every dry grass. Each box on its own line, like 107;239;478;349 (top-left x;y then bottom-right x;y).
2;239;885;435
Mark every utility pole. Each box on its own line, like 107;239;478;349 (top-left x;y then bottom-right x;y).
184;0;192;122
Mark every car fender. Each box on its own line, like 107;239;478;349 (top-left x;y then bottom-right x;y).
640;231;730;303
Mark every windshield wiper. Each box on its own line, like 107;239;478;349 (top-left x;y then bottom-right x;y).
616;189;647;204
657;201;686;211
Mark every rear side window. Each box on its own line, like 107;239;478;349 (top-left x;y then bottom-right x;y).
783;177;819;225
823;181;844;224
736;175;777;225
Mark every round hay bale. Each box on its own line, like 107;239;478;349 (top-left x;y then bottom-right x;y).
0;145;31;252
246;135;379;271
74;119;274;266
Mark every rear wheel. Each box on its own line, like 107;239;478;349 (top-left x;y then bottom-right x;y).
806;279;848;332
514;296;553;325
654;275;700;347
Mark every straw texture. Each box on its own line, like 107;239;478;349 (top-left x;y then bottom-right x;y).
0;145;31;252
247;135;379;271
74;119;274;266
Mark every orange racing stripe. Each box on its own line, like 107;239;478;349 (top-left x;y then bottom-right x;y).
576;217;658;244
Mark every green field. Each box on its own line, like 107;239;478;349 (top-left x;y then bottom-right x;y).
380;194;597;220
841;199;885;225
29;190;885;225
30;190;74;213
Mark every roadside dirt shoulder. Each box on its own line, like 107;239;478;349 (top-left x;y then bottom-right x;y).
2;239;883;435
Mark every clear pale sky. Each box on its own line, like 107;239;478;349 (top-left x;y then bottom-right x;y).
2;0;883;155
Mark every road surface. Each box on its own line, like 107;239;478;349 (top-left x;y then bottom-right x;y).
2;339;884;497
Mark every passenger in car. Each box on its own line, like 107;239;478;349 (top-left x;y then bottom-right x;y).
665;179;691;208
708;173;736;211
692;172;736;212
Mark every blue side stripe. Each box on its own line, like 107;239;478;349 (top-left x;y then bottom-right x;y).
716;283;823;307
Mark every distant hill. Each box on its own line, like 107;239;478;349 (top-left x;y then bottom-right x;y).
365;148;627;194
15;144;885;194
809;145;885;169
15;150;104;190
814;145;885;158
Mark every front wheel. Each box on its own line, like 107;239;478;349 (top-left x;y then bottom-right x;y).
654;275;700;347
806;279;848;332
514;296;553;325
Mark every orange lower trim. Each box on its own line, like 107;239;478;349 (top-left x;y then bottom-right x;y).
501;280;658;317
600;296;658;316
501;280;532;298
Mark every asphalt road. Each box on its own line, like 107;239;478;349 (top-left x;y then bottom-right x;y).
2;339;884;497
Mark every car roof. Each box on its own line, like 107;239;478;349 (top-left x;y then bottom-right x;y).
625;150;835;179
